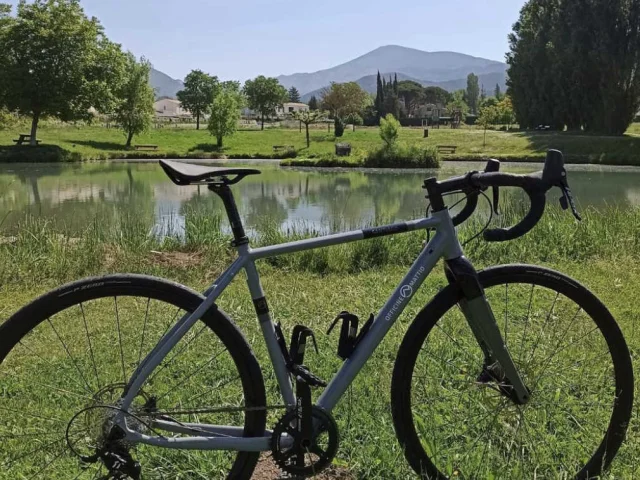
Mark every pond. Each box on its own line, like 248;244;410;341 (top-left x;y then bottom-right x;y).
1;161;639;238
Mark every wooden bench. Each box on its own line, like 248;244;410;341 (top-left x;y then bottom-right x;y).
437;145;458;154
273;145;294;152
12;134;40;145
134;144;159;151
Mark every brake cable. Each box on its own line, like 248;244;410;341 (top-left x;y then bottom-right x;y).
425;190;495;246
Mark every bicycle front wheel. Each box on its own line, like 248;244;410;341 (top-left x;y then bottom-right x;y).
0;274;266;480
392;264;633;479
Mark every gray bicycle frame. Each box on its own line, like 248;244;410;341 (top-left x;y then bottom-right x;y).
118;208;526;452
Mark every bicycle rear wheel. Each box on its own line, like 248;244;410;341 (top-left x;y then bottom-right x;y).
392;264;633;479
0;274;266;480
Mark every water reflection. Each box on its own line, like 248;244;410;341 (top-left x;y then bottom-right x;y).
1;162;639;238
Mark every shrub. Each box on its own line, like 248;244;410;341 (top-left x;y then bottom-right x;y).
334;117;345;137
364;143;439;168
0;108;16;130
0;145;82;162
379;114;400;147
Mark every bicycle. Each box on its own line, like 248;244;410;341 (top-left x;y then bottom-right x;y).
0;149;633;479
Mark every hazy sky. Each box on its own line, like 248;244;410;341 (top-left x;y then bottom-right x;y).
5;0;527;81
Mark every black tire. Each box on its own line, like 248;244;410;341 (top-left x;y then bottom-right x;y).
391;265;633;480
0;274;266;480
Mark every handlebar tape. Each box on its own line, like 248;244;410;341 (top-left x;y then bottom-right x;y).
451;191;479;227
470;172;549;243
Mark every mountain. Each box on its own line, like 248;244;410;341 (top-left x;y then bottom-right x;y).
150;68;183;99
300;70;507;104
278;45;506;96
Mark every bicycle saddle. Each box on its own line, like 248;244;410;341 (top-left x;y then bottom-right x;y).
159;159;261;186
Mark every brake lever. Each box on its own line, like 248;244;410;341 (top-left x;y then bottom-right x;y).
492;186;500;215
559;183;581;221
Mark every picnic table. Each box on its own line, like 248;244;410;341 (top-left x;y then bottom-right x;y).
12;134;40;145
134;144;158;151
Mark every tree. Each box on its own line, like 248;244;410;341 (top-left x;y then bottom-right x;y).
114;56;155;148
176;70;218;130
466;73;480;114
508;0;640;135
291;110;326;147
288;86;301;103
0;0;125;145
320;82;369;120
397;80;425;117
308;96;319;111
375;71;385;121
423;86;452;106
243;76;287;130
379;114;400;148
208;85;241;148
447;90;470;116
347;112;363;131
497;96;516;130
478;105;500;146
494;83;503;101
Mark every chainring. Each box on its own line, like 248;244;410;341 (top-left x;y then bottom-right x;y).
271;406;339;478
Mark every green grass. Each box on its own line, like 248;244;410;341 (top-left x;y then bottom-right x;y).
2;122;640;165
1;206;640;478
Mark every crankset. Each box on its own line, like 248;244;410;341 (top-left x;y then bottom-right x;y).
271;406;339;478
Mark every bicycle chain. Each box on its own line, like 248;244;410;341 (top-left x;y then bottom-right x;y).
154;404;289;416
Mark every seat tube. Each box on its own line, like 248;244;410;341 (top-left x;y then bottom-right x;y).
241;248;295;406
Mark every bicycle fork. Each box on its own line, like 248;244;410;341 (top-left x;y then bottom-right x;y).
445;257;530;405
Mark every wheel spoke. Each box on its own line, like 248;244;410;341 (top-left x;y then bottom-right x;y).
154;346;229;402
517;284;535;367
136;297;152;370
80;302;100;386
114;296;127;384
47;318;93;393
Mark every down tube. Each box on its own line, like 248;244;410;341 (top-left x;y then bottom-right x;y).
317;232;448;412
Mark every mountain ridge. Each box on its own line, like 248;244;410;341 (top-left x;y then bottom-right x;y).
277;44;506;95
148;45;508;101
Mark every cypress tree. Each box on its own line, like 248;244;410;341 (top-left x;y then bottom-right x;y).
375;71;385;120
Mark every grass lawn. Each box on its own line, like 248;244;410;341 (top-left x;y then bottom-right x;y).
1;204;640;478
1;122;640;165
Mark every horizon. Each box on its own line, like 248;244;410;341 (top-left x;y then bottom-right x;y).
4;0;527;82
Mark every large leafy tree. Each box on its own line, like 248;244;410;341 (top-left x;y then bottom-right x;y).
508;0;640;135
466;73;480;114
423;86;451;106
321;82;369;120
114;57;155;148
397;80;425;117
208;84;241;147
243;76;287;130
0;0;123;145
176;70;219;130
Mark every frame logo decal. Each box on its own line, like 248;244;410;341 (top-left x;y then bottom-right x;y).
386;266;426;322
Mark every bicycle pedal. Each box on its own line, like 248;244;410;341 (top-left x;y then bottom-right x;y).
290;364;327;388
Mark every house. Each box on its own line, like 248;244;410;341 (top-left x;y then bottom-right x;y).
154;98;192;119
275;102;309;117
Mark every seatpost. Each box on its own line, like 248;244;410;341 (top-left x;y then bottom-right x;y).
208;183;248;246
